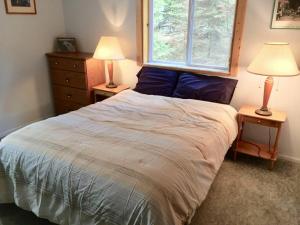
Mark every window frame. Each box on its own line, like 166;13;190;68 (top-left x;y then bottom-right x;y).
136;0;247;76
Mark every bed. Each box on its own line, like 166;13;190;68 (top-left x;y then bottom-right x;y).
0;88;237;225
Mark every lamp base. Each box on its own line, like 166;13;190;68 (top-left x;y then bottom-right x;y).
255;76;274;117
106;82;118;89
106;60;118;89
255;108;272;116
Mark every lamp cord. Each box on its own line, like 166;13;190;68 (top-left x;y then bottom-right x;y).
269;128;272;152
276;78;280;92
259;77;264;89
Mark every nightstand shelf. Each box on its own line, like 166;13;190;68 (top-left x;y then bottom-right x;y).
237;141;276;160
234;105;287;169
93;83;130;102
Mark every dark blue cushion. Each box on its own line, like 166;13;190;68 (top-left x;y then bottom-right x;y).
134;67;179;97
173;73;238;104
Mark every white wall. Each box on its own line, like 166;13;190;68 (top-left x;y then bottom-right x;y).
62;0;300;161
0;0;66;137
62;0;140;88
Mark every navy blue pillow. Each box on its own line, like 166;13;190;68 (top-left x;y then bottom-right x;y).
134;67;179;97
173;73;238;104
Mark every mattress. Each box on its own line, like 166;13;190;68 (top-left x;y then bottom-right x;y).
0;90;238;225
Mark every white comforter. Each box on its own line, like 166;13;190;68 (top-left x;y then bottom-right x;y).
0;90;237;225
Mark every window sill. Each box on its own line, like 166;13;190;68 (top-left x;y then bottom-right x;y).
143;62;235;77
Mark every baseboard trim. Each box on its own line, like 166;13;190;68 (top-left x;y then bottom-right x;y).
278;154;300;164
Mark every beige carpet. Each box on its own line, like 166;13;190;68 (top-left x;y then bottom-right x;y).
1;153;299;225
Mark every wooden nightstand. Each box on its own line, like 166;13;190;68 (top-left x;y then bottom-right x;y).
93;84;130;102
234;105;287;169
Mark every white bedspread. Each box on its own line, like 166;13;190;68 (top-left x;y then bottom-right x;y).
0;90;237;225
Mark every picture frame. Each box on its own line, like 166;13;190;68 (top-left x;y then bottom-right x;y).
4;0;37;14
55;38;78;53
271;0;300;29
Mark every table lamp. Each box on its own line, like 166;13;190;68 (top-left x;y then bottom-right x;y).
93;36;125;88
247;42;299;116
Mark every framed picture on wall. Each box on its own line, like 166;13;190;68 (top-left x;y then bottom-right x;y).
271;0;300;29
4;0;37;14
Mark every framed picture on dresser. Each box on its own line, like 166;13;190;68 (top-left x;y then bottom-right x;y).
4;0;37;14
55;37;78;53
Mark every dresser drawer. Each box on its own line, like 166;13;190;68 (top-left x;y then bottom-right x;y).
54;100;84;115
48;57;85;73
52;70;87;89
53;85;90;105
242;116;280;128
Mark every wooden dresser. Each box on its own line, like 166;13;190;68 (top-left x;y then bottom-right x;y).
46;52;105;115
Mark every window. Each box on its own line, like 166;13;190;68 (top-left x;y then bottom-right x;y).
137;0;247;75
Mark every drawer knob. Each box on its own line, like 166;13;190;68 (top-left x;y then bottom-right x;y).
55;62;59;65
73;64;78;68
67;94;72;99
65;78;70;83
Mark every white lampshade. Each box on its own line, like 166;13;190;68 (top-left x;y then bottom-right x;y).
247;42;299;77
93;36;125;60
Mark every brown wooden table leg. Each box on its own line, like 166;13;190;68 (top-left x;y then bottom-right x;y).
269;160;275;170
269;124;282;170
234;115;244;161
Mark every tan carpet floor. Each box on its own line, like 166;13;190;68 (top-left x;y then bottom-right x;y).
1;153;299;225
